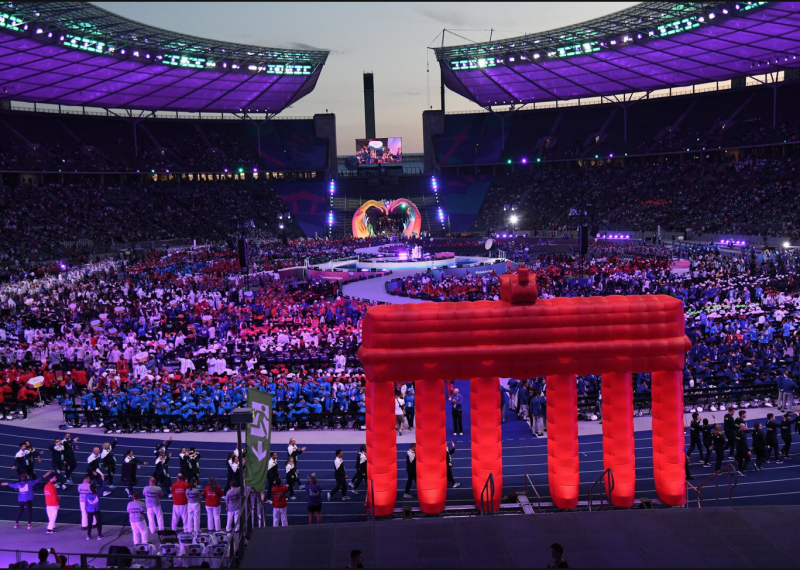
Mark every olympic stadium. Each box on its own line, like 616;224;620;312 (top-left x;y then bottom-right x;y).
0;2;799;568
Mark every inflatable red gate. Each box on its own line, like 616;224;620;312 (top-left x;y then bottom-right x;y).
358;267;691;515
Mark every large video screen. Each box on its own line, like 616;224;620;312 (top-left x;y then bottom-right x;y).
355;137;402;164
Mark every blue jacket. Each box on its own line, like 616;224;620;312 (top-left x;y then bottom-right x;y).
85;493;101;513
529;396;545;416
8;478;42;502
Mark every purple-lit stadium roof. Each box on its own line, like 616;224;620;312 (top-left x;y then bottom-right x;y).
0;2;328;113
435;2;800;107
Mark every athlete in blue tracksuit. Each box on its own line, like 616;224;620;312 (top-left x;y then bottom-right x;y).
3;472;51;527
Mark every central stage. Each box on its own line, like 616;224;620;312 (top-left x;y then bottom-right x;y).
242;506;800;568
311;247;511;284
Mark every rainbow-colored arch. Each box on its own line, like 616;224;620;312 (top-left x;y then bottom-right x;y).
351;198;422;238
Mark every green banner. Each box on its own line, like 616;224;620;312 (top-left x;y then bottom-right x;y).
245;390;272;492
685;302;759;317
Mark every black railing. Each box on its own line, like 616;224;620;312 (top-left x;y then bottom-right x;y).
587;468;615;512
79;552;173;568
525;473;542;511
686;479;702;508
366;478;376;521
480;473;496;516
694;464;739;508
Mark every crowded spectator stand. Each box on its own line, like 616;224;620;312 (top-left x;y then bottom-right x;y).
384;241;800;420
1;237;798;437
0;239;387;436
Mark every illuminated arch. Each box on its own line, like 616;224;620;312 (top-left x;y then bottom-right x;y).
352;200;388;239
351;199;423;238
388;199;422;238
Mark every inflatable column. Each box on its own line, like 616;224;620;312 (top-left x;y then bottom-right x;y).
602;372;636;508
547;374;580;509
470;377;503;511
651;370;686;506
414;380;447;513
366;381;397;516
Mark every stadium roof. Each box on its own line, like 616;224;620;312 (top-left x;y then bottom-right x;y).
0;2;329;113
434;2;800;107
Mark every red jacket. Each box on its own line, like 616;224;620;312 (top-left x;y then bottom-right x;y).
171;481;189;506
203;486;222;508
44;481;60;507
272;486;289;509
75;370;88;387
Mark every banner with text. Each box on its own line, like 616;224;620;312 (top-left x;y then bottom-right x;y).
245;390;272;492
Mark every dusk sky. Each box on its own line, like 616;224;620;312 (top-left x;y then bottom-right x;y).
95;2;638;154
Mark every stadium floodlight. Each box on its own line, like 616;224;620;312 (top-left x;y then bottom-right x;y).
784;241;791;248
510;215;519;225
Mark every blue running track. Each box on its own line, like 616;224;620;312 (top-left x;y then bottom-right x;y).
0;381;797;527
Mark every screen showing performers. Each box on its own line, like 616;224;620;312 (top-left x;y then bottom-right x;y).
355;138;402;164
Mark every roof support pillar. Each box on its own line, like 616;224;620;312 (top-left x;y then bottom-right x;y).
622;93;630;145
108;109;152;158
772;82;778;129
440;29;446;113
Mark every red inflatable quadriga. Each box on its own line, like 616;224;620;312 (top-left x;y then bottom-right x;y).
359;268;690;514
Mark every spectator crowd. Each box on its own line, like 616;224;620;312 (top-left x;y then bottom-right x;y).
475;156;800;241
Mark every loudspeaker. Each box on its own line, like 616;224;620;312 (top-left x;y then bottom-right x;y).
579;225;589;256
158;529;178;544
231;407;254;424
237;237;248;269
107;545;132;567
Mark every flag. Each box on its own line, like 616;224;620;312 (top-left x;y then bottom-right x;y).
245;389;272;491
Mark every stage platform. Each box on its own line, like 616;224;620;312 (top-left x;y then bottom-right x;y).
241;506;800;568
342;268;427;305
